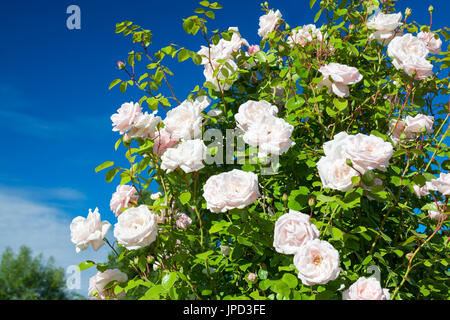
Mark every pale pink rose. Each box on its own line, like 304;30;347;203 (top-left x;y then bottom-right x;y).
342;277;390;300
428;173;450;196
417;31;442;54
247;272;257;282
323;132;393;173
225;27;250;54
258;9;282;38
367;12;403;45
404;114;434;135
243;114;295;157
128;112;161;139
70;208;111;253
234;100;278;131
401;56;433;80
293;239;340;285
203;169;261;213
318;63;363;97
247;45;260;54
273;210;319;255
110;185;138;217
339;133;394;173
153;129;179;157
317;156;359;191
150;192;162;200
175;213;192;229
203;58;238;91
88;269;128;300
111;102;143;134
413;184;429;198
163;99;204;140
197;27;248;64
388;34;429;70
428;201;446;221
160;139;206;173
113;205;159;250
388;118;407;145
288;24;323;47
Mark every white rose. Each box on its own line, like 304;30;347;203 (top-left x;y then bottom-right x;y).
111;102;143;134
234;100;278;131
318;63;363;98
203;169;261;213
197;27;248;64
417;31;442;54
225;27;250;55
150;192;162;200
428;173;450;196
404;114;434;135
287;24;323;47
70;208;111;253
203;58;238;91
317;156;359;191
342;277;390;300
243;114;295;157
160;139;207;173
387;34;429;70
413;184;429;198
88;269;128;300
293;239;340;285
163;99;204;140
322;132;394;173
340;133;394;173
401;56;433;80
273;210;319;255
388;118;408;145
113;205;159;250
258;9;282;39
128;112;161;139
367;12;402;45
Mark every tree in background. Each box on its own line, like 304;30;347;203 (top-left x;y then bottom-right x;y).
0;246;82;300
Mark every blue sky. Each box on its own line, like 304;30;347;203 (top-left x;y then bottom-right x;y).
0;0;448;297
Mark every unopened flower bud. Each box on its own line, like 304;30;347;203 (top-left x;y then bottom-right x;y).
146;255;155;264
428;5;434;13
123;133;130;143
308;198;315;207
405;8;412;17
406;252;414;260
117;61;125;69
346;158;353;167
282;193;288;201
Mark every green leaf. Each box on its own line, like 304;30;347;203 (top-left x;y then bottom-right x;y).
281;273;298;289
162;272;177;289
310;0;317;8
109;79;122;90
178;49;190;62
180;191;191;205
78;260;95;271
105;168;119;183
314;9;322;23
95;161;114;173
333;98;348;111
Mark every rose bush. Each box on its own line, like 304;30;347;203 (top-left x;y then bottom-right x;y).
75;0;449;300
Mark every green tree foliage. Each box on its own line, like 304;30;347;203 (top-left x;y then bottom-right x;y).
0;246;82;300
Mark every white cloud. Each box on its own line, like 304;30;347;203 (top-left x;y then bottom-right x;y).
0;191;112;299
